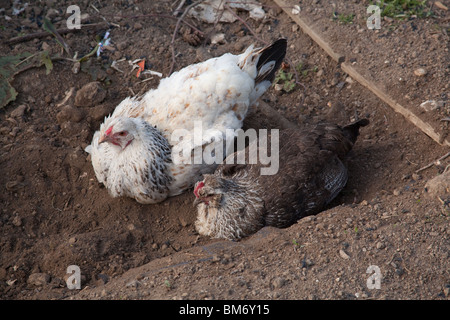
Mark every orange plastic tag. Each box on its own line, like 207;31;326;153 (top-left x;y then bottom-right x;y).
136;59;145;77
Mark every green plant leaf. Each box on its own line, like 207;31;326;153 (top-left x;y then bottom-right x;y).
39;51;53;75
0;52;31;108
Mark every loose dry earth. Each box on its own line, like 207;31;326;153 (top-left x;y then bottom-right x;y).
0;0;449;300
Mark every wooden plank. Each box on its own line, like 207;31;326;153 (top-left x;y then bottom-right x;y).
272;0;449;147
272;0;345;63
342;62;450;147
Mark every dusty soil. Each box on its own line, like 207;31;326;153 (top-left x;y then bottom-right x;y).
0;0;449;301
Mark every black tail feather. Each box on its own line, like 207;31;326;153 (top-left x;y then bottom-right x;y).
255;38;287;84
342;118;370;145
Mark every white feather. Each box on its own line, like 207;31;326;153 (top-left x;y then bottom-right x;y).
86;41;284;203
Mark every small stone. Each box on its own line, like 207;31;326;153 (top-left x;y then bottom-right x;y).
393;188;401;196
28;273;51;286
74;82;106;107
419;100;438;112
339;249;350;260
72;61;81;74
424;171;450;198
68;237;77;244
133;22;143;30
272;277;286;289
414;68;427;77
116;41;128;51
376;241;386;249
179;216;188;227
10;104;27;118
211;33;226;45
56;105;84;124
96;274;109;285
12;216;22;227
274;83;283;92
89;104;112;121
126;279;141;288
41;41;51;51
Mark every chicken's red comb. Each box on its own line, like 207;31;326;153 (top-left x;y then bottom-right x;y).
194;181;204;198
105;126;113;136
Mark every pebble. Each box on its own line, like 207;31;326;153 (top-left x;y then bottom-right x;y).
133;22;143;30
211;33;226;45
339;249;350;260
272;277;286;289
10;104;28;118
393;188;402;196
116;41;128;51
56;105;85;124
74;82;106;107
376;241;386;250
28;273;51;286
424;170;450;198
12;216;22;227
89;104;112;121
419;100;438;112
126;279;141;288
72;61;81;74
414;68;427;77
179;216;188;227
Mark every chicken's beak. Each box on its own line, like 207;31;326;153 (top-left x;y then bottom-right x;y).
98;133;109;144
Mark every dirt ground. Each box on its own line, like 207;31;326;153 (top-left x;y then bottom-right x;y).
0;0;449;300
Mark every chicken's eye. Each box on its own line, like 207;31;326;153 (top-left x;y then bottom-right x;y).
118;131;127;136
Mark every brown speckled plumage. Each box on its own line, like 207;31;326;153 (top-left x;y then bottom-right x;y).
194;119;369;240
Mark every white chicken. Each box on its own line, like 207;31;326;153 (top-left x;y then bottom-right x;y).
85;39;287;204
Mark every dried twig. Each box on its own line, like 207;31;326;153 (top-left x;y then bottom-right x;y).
224;4;267;45
415;151;450;173
4;22;108;45
169;0;204;75
173;0;187;16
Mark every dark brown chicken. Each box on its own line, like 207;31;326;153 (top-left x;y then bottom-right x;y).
193;119;369;240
